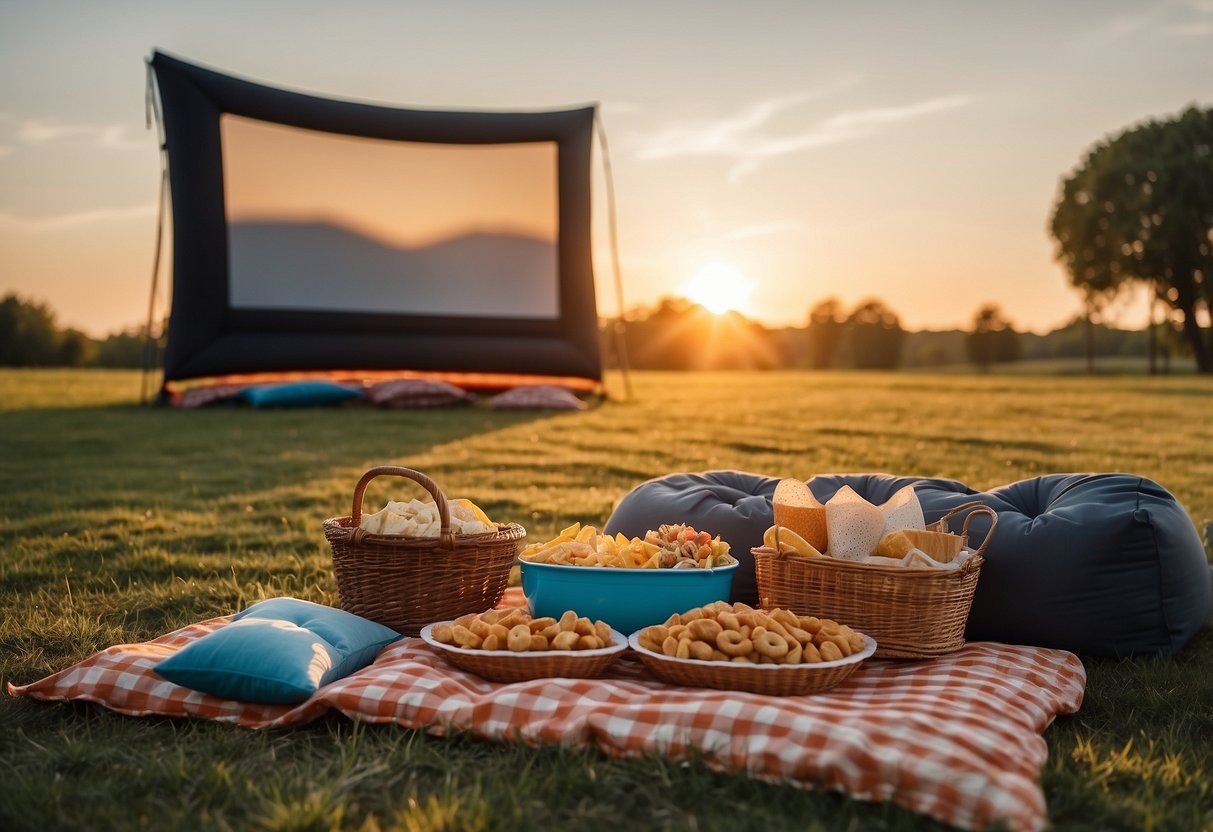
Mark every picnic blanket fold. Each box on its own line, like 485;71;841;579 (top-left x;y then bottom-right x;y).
9;614;1084;832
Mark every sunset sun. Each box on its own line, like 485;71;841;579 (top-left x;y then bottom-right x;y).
682;262;754;316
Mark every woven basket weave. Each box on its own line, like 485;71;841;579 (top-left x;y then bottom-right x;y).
753;502;998;659
628;632;876;695
324;466;525;636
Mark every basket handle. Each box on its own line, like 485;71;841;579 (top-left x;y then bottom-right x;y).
350;466;454;550
931;501;1000;558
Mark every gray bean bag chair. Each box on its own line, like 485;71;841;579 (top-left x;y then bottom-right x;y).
605;470;1211;656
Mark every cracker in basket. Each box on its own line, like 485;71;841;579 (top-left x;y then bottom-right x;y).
360;497;494;537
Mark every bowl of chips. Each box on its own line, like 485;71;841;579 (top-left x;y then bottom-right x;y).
519;523;738;635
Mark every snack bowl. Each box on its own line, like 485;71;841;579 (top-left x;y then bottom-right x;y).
520;560;738;635
420;621;628;683
628;630;877;696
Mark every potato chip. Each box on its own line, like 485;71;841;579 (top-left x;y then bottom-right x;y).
520;523;734;570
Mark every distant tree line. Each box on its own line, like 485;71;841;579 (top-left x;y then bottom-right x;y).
602;294;1178;373
602;295;1010;372
1;289;1178;374
0;293;156;368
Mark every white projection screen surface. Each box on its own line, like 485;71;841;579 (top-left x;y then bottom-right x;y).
221;115;561;319
150;50;601;390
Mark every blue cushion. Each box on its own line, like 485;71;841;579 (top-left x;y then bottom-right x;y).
606;470;1211;656
239;381;362;409
154;597;399;703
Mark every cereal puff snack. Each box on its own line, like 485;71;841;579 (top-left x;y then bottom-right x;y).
430;608;615;652
636;601;867;665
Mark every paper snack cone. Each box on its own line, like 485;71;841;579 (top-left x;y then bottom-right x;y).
824;485;886;561
878;484;925;533
773;478;828;552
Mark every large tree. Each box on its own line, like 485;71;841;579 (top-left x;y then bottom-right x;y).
806;297;846;369
1050;106;1213;372
966;303;1021;371
843;298;905;370
0;293;61;366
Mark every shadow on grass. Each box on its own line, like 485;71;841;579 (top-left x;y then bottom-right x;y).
0;402;554;603
1;402;549;508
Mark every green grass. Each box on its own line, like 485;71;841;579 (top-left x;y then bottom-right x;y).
1;368;1211;832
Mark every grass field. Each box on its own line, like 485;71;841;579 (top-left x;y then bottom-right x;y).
2;368;1211;832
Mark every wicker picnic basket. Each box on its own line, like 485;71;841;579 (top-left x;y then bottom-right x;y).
753;502;998;659
420;623;628;683
323;466;526;636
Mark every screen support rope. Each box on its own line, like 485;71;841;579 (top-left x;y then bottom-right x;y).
141;58;168;406
594;108;634;402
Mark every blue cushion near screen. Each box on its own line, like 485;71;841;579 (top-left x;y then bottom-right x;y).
239;381;363;409
154;597;399;703
606;470;1212;656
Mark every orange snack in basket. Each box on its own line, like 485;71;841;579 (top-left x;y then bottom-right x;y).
507;624;531;652
773;479;828;552
552;631;580;650
762;525;824;558
431;609;614;652
874;530;916;558
635;601;867;666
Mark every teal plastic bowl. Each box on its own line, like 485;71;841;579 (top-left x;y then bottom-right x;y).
520;560;738;635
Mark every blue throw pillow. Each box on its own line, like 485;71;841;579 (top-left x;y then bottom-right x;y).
239;381;363;409
155;597;399;703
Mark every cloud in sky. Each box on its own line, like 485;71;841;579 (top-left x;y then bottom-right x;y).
0;203;156;234
637;91;826;160
634;91;974;181
602;100;643;116
1078;0;1213;42
822;96;975;131
6;118;147;151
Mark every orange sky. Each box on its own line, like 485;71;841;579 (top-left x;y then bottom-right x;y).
2;1;1211;336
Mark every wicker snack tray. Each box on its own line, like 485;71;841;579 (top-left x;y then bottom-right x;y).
627;631;877;696
419;622;628;683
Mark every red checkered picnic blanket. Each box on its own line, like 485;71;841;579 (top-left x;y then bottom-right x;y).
8;589;1085;832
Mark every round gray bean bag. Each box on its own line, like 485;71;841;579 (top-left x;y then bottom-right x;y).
605;470;1212;656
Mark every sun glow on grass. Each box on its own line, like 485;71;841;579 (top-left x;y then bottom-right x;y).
681;262;754;315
